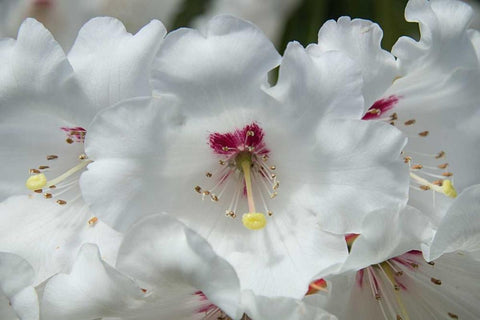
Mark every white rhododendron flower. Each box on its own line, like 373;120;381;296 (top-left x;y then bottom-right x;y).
41;213;243;320
0;17;164;284
315;0;480;226
0;17;165;202
0;252;39;320
306;185;480;320
79;16;408;298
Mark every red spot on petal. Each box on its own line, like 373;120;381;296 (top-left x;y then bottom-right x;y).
306;278;327;295
362;95;400;120
345;233;360;246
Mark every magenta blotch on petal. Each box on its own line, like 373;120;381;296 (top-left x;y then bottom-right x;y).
362;95;400;120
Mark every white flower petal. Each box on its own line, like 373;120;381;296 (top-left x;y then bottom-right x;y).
0;18;94;125
68;17;166;109
267;42;364;124
308;119;408;233
82;97;181;230
41;244;146;320
343;206;434;272
426;184;480;260
242;290;337;320
0;252;39;320
151;15;281;116
393;0;478;72
117;213;243;319
0;196;123;285
316;16;398;107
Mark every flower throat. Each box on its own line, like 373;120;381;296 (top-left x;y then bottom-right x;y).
194;122;279;230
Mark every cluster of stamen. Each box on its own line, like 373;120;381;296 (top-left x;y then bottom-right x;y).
25;127;92;210
364;96;457;199
194;123;279;230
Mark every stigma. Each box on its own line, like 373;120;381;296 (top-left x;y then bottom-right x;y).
194;122;279;230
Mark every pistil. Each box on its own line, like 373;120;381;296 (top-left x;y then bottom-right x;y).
237;152;266;230
26;159;93;191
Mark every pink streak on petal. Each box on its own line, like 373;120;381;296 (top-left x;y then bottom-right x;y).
194;291;216;313
362;95;400;120
356;269;364;288
60;126;87;143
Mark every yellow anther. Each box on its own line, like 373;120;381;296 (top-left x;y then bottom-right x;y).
26;174;47;190
442;180;457;198
242;213;267;230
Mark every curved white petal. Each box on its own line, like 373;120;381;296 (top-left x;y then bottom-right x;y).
393;0;478;72
117;213;243;319
81;97;181;229
41;244;146;320
242;290;337;320
309;119;408;233
426;184;480;260
68;17;166;109
343;206;434;272
316;16;399;107
151;15;281;116
0;18;94;125
0;196;122;285
267;41;364;124
0;252;39;320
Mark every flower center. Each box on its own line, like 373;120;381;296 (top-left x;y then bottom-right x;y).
194;122;279;230
24;126;91;206
354;250;462;320
363;96;457;199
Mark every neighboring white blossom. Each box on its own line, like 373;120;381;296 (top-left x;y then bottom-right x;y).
314;0;480;227
0;17;164;284
305;185;480;320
